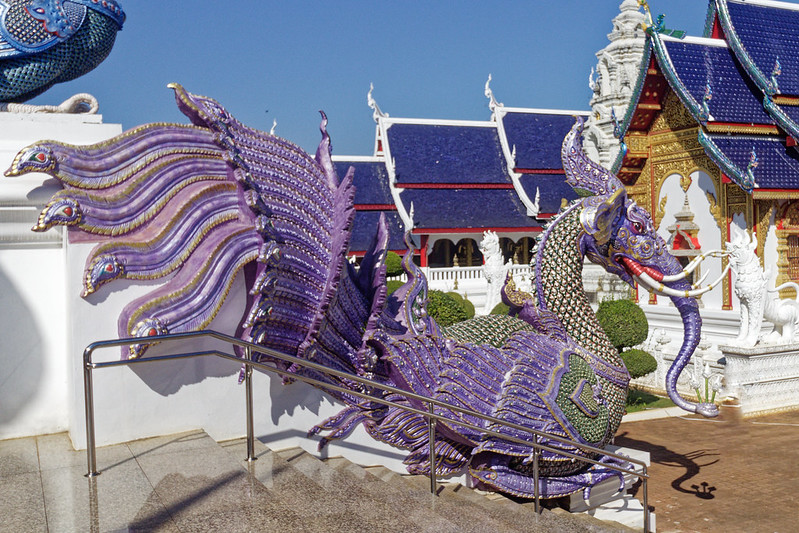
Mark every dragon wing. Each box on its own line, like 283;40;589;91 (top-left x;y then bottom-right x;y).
7;84;356;364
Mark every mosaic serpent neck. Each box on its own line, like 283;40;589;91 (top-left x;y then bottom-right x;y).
535;206;620;367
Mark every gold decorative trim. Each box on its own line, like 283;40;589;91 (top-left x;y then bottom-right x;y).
656;194;668;222
704;123;780;135
773;95;799;106
756;201;775;269
706;191;720;221
752;190;799;200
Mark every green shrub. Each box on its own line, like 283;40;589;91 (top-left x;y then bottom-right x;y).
445;291;476;320
596;299;648;351
446;291;464;304
386;279;404;295
428;290;468;327
620;348;658;379
461;297;476;319
385;251;403;278
490;302;510;315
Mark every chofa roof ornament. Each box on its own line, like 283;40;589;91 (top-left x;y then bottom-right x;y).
367;83;388;122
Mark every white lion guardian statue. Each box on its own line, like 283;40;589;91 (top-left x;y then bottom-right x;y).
727;231;799;347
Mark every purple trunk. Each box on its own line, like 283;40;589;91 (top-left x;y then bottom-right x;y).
663;267;719;417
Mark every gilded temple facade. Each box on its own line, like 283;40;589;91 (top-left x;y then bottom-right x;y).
617;0;799;311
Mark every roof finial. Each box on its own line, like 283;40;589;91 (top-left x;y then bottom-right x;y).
270;119;277;136
406;202;415;233
744;147;758;191
485;74;502;111
771;57;782;94
638;0;685;38
702;83;713;122
367;83;388;123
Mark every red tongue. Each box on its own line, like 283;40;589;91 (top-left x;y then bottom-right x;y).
618;256;664;282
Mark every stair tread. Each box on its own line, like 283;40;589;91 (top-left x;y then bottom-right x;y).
221;440;428;532
274;446;475;533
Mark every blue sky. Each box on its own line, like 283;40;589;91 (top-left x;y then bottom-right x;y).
32;1;722;154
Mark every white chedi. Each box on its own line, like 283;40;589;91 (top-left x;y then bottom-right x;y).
727;230;799;347
479;231;511;314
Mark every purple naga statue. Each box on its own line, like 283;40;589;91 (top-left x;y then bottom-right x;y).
5;86;725;499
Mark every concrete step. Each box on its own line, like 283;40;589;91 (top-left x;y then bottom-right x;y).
2;429;649;532
276;446;484;533
336;455;638;533
221;439;421;532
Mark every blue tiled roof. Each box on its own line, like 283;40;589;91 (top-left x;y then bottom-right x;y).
726;1;799;96
519;174;577;214
334;160;393;205
387;123;510;184
399;188;539;230
662;39;772;124
703;134;799;189
502;112;582;169
349;210;407;253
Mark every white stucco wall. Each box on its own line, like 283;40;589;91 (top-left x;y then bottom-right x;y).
0;113;122;441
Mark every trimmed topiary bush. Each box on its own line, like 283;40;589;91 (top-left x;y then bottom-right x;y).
596;299;648;351
490;302;510;315
446;291;464;304
386;279;404;295
445;292;476;319
461;297;476;319
428;290;468;327
620;348;658;379
385;251;403;278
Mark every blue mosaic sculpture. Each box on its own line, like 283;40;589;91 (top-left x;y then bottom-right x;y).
0;0;125;102
5;87;724;499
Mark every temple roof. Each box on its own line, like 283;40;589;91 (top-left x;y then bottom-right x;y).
336;88;587;254
350;210;408;253
718;0;799;96
500;111;585;170
519;174;575;215
700;133;799;191
399;188;541;230
660;36;771;125
618;0;799;192
386;121;510;185
334;159;393;205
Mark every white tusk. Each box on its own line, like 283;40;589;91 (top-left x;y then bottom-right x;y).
659;249;729;282
691;270;710;289
636;263;731;298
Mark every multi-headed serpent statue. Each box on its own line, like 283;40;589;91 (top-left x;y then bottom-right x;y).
5;86;726;499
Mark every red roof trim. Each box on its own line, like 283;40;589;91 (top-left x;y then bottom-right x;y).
354;204;398;210
349;249;412;257
413;227;541;234
398;183;514;189
514;169;565;175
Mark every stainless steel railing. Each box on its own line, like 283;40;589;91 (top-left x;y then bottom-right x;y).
83;329;650;532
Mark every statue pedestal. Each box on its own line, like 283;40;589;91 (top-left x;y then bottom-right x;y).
567;445;654;531
719;343;799;417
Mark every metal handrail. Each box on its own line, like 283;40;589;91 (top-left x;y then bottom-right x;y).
83;329;650;532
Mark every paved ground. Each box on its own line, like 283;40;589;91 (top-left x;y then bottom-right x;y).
616;408;799;533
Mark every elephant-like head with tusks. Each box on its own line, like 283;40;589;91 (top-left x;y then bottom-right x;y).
564;119;728;417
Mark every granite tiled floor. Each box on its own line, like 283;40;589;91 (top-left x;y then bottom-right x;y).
0;430;307;532
617;409;799;533
0;429;635;533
